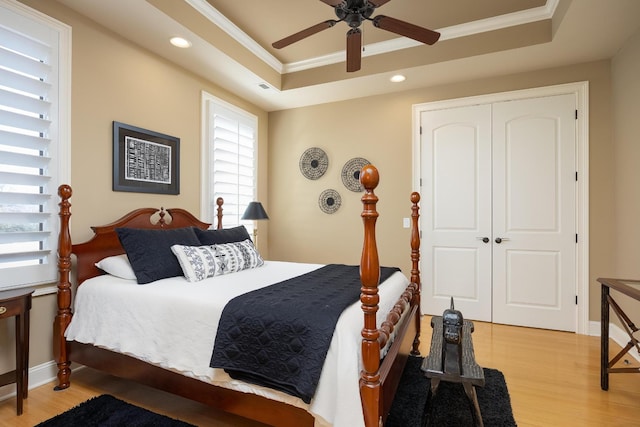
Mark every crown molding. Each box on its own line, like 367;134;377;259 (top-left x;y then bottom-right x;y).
185;0;284;73
187;0;559;74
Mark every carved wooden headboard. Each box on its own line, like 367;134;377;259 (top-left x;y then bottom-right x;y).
57;185;218;285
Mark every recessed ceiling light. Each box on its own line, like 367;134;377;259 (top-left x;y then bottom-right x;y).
170;37;191;48
390;74;406;83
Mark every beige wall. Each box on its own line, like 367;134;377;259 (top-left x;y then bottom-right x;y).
611;28;640;327
269;60;615;324
2;0;637;383
1;0;269;375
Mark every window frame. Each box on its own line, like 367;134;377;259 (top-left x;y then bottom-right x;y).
0;0;71;292
200;91;258;233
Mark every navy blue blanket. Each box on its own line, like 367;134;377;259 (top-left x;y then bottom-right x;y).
209;264;400;403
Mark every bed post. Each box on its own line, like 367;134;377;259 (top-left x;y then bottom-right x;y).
216;197;224;229
359;165;382;427
53;184;73;390
410;192;421;355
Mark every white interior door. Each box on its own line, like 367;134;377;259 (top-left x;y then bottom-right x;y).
492;95;576;331
421;104;493;321
420;94;577;331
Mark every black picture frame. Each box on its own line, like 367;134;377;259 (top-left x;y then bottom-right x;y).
113;121;180;195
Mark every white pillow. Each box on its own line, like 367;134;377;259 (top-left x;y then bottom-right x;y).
95;254;137;280
171;239;264;282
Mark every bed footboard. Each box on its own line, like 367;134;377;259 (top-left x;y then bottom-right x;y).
359;165;421;427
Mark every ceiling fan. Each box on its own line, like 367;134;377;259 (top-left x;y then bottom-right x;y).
272;0;441;72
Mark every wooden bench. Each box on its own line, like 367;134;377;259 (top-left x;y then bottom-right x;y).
421;315;485;426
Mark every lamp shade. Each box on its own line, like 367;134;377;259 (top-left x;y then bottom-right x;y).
242;202;269;220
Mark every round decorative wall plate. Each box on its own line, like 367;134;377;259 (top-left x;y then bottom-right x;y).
318;189;341;214
341;157;370;192
299;147;329;180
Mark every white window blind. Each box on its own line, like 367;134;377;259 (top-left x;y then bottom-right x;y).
202;93;257;231
0;0;70;290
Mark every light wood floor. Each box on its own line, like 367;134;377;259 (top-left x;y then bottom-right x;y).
1;316;639;427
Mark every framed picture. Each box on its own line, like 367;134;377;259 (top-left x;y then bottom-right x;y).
112;121;180;195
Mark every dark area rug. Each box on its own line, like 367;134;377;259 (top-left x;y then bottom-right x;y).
386;356;517;427
35;394;196;427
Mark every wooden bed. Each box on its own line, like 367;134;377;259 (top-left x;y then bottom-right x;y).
53;164;422;427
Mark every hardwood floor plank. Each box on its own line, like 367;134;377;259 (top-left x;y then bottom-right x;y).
1;316;639;427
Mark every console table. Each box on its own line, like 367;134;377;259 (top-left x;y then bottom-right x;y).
0;288;34;415
597;278;640;391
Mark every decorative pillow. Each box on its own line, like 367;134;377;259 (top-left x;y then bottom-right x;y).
171;239;264;282
194;225;252;245
116;227;201;284
95;254;137;280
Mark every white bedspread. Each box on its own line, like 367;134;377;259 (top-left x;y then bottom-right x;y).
65;260;409;427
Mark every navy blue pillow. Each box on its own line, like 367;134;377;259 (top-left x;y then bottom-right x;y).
116;227;201;284
194;226;251;245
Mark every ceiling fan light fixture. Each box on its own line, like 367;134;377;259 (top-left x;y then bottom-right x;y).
390;74;406;83
273;0;440;72
170;36;192;48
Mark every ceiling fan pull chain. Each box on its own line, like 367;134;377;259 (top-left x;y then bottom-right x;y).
362;25;365;52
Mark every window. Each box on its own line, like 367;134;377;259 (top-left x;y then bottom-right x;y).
0;0;71;290
201;92;257;232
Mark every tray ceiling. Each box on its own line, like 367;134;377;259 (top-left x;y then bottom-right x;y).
52;0;640;111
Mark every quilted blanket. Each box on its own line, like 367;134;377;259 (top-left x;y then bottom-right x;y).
209;264;400;403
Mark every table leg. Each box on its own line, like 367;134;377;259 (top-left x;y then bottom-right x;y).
15;313;23;415
601;284;610;391
22;308;29;399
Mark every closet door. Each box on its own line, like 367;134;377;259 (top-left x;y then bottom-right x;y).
492;94;576;331
420;94;577;331
420;104;493;321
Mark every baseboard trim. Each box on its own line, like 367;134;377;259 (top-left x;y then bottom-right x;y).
0;361;84;402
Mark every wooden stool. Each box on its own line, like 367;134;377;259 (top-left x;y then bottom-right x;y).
421;315;485;426
0;288;34;415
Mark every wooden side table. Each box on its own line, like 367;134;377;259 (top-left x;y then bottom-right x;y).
597;278;640;391
0;288;34;415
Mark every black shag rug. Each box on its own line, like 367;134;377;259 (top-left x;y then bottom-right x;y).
386;356;517;427
35;394;196;427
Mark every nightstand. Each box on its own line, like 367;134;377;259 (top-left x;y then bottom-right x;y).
0;288;34;415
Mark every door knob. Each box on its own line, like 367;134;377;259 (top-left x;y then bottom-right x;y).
476;237;490;243
495;237;510;244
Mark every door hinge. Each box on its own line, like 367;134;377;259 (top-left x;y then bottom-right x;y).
420;126;423;135
575;295;578;305
575;110;578;120
420;178;423;187
575;171;578;181
576;234;578;243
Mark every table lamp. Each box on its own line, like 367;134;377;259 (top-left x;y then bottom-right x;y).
242;201;269;246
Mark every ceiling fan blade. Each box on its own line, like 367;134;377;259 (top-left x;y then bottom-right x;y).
272;20;337;49
373;15;440;45
320;0;344;6
346;28;362;72
368;0;391;7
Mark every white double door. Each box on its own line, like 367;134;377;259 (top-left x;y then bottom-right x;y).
420;94;577;331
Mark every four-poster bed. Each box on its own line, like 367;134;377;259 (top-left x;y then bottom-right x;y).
53;164;422;427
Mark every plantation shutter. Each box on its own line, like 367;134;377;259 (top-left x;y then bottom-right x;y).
209;102;257;230
0;1;69;289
